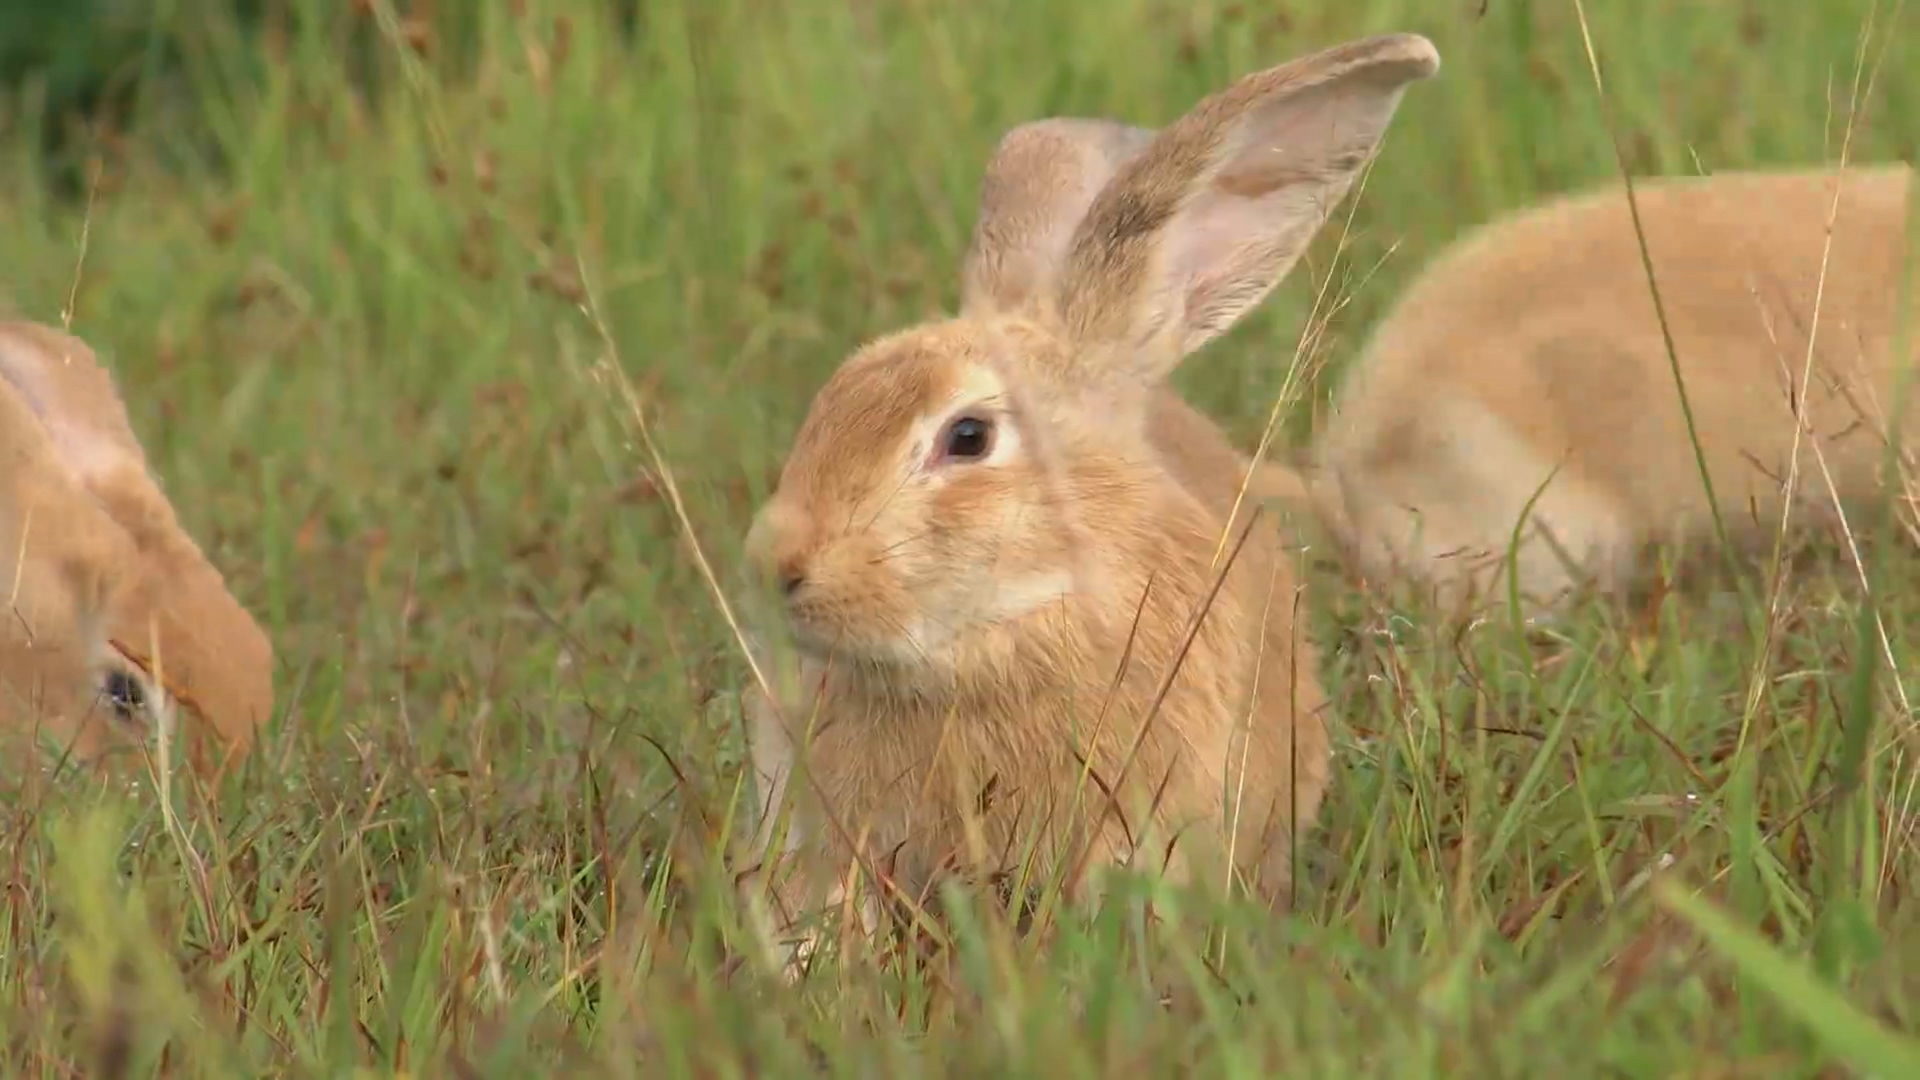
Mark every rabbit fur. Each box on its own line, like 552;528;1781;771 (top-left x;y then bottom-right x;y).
735;33;1441;976
1260;164;1920;619
0;320;274;779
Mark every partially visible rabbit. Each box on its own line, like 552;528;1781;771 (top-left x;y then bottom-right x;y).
1260;164;1920;619
735;33;1441;976
0;320;275;780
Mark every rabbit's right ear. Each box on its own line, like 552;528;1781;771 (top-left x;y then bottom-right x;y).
0;323;150;493
959;119;1159;317
0;370;137;624
1055;34;1439;386
0;323;193;552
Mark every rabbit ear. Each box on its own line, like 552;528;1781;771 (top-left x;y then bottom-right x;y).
0;322;152;492
1053;34;1439;382
0;323;190;577
0;369;138;639
959;118;1159;316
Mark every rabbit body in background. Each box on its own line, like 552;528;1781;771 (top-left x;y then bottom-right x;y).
1267;165;1920;618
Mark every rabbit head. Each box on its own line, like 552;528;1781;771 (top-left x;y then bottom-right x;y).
0;321;273;779
746;35;1439;689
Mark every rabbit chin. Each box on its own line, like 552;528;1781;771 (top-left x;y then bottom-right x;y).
785;618;932;670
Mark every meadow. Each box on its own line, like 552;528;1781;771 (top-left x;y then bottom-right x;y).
1;0;1917;1074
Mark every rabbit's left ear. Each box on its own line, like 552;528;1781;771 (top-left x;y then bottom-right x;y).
960;118;1159;317
1054;34;1440;382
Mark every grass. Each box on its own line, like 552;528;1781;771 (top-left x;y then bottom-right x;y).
2;0;1918;1073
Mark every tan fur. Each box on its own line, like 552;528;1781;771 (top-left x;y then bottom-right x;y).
0;321;274;780
1277;164;1920;617
737;34;1440;976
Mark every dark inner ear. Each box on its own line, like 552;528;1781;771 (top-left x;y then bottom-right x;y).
1050;35;1441;377
1052;116;1224;354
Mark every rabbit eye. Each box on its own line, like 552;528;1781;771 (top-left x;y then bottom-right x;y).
937;415;995;463
102;669;148;724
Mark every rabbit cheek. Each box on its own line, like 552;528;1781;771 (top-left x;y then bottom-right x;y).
0;564;123;757
920;466;1065;622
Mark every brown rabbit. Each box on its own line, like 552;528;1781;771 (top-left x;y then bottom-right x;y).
0;320;274;781
735;34;1441;975
1262;164;1920;619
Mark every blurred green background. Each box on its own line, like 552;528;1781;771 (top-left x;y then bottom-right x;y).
0;0;1914;1074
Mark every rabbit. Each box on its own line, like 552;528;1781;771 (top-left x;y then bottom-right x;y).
733;33;1441;976
1256;163;1920;620
0;319;275;780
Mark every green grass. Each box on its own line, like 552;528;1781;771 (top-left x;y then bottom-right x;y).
2;0;1918;1074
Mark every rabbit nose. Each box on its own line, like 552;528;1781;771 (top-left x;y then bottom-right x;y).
777;556;808;599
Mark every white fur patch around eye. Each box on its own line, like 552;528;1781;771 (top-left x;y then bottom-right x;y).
897;364;1028;473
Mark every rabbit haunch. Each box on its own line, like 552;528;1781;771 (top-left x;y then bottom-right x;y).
736;32;1441;976
1279;164;1919;617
